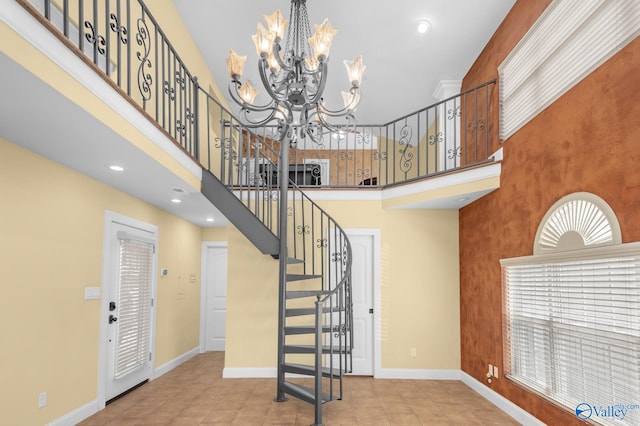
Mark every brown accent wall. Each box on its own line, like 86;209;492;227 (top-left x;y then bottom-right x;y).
459;1;640;424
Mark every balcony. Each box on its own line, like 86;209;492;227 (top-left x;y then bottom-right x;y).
1;0;501;226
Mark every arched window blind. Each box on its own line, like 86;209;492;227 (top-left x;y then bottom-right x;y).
501;193;640;425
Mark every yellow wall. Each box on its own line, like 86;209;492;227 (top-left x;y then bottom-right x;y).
202;226;228;242
225;224;279;367
224;199;461;370
0;138;202;425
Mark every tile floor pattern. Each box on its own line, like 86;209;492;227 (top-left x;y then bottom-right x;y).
79;352;519;425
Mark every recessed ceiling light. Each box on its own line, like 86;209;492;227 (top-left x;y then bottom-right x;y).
206;217;215;223
107;164;125;172
171;198;182;204
417;20;432;34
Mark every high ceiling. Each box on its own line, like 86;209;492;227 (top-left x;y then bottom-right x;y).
173;0;516;125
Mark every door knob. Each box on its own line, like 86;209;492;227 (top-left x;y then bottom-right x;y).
109;314;118;324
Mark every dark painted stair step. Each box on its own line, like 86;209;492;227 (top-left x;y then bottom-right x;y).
286;307;345;317
284;345;351;354
286;274;322;282
283;362;343;378
284;325;335;335
281;381;332;405
286;290;330;299
287;257;304;264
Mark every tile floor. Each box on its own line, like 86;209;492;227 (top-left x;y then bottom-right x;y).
79;352;519;425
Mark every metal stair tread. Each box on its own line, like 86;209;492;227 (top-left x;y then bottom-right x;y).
286;306;345;317
284;325;335;335
283;362;342;378
284;344;351;354
286;273;322;281
281;381;332;405
285;290;331;299
286;257;304;264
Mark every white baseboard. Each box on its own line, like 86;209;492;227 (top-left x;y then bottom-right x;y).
375;368;461;380
460;372;545;426
223;367;277;378
47;400;99;426
152;347;200;380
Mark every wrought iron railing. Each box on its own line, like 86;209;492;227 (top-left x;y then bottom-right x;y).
287;183;353;420
21;0;201;158
255;80;496;188
20;0;496;190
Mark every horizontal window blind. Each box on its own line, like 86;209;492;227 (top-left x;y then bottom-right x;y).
498;0;640;140
503;252;640;425
115;237;154;380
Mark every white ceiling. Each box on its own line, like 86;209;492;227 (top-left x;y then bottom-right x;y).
173;0;516;125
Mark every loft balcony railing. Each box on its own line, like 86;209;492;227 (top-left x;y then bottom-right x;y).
20;0;200;158
18;0;497;189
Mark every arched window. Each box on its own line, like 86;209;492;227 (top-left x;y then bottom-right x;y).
501;193;640;424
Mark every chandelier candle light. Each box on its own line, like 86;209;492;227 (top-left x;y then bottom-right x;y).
225;0;365;143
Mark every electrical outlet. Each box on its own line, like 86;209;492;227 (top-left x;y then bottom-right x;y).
410;348;417;357
38;392;47;408
493;365;499;378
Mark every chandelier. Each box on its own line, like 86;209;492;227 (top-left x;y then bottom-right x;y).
225;0;365;143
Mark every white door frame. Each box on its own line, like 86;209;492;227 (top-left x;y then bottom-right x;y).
98;211;159;409
344;228;382;377
200;241;228;353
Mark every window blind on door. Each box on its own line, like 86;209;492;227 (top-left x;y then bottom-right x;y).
114;237;154;380
502;250;640;425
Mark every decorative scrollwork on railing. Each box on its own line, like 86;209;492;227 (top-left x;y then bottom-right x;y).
447;147;462;159
175;71;186;90
175;109;195;137
429;131;443;145
317;238;327;248
109;13;128;44
447;106;461;120
176;120;186;136
287;207;293;217
331;252;342;263
355;133;372;146
373;151;387;161
263;191;279;201
163;81;175;101
214;137;232;149
297;225;310;235
84;21;106;55
333;324;347;338
339;152;354;161
135;18;153;101
467;119;486;133
398;123;414;174
356;168;371;178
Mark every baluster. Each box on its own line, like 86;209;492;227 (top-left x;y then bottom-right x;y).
104;0;110;76
62;0;69;37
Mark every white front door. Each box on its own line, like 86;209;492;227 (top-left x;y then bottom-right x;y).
204;245;227;351
104;219;157;401
347;233;374;375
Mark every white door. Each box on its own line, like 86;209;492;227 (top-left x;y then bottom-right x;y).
204;245;227;351
347;233;374;375
105;221;157;401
